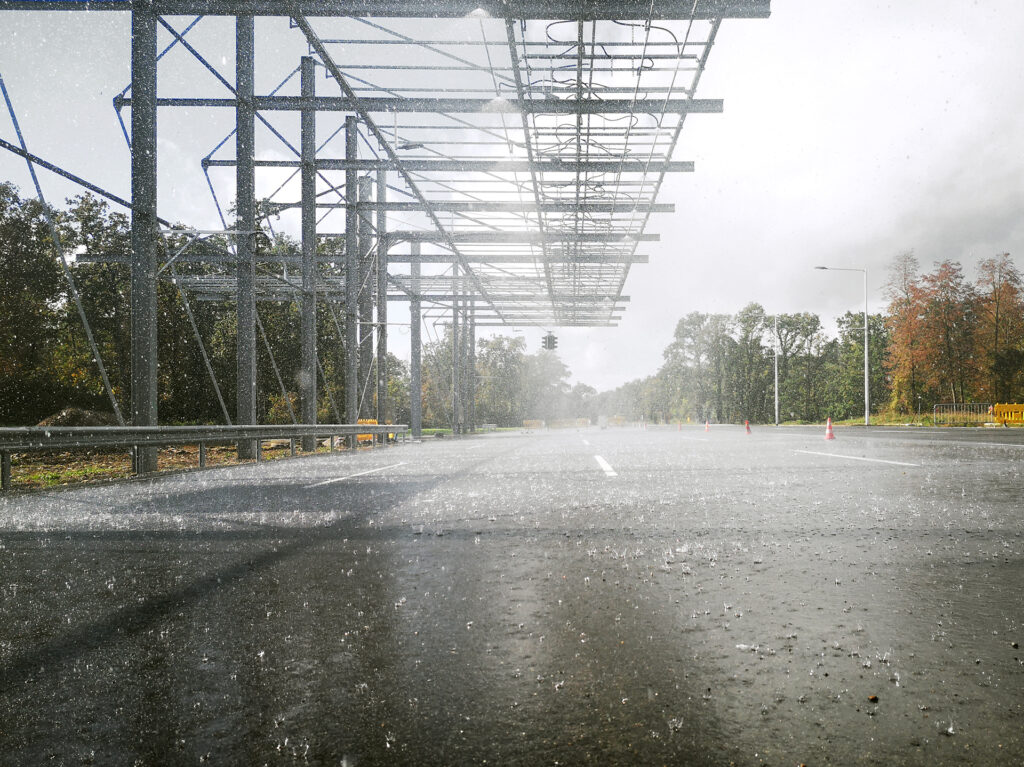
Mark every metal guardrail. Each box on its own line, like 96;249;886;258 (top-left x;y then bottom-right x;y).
0;423;408;492
932;403;991;426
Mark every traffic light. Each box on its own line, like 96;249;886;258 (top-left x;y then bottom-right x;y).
542;332;557;350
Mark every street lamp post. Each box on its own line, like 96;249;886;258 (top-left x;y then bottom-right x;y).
773;314;780;426
815;266;869;426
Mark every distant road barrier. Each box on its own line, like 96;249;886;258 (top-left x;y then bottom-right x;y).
992;404;1024;425
548;418;591;429
0;423;407;493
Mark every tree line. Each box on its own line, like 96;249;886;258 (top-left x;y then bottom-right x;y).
1;184;580;429
0;183;410;427
595;252;1024;423
419;329;595;428
3;184;1022;427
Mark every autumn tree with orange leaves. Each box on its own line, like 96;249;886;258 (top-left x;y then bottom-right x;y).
884;252;1024;413
884;252;928;413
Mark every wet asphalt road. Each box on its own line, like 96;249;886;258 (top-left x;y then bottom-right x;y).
1;425;1023;766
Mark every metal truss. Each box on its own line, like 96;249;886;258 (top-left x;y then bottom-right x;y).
0;0;769;443
60;3;766;329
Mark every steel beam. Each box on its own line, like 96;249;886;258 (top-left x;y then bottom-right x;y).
268;200;675;214
0;1;771;19
124;96;723;115
452;270;461;435
122;251;650;265
410;243;422;440
300;56;318;451
344;116;359;447
388;253;649;264
467;302;476;434
203;158;694;173
130;9;158;474
386;294;628;303
236;15;258;459
357;175;374;419
386;231;659;244
375;169;388;438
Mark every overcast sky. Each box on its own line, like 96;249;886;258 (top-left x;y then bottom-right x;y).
3;3;1024;392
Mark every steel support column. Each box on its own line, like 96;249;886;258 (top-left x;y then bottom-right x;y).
468;301;476;434
375;169;388;440
300;55;317;451
131;9;158;474
357;175;374;419
410;243;422;440
344;116;359;446
235;14;257;459
452;266;461;435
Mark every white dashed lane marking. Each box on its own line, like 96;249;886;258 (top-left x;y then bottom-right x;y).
794;450;919;467
307;462;408;488
594;455;617;477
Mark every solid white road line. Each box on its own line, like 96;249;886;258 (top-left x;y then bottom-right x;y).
794;450;919;467
951;441;1024;450
594;455;617;477
307;462;408;488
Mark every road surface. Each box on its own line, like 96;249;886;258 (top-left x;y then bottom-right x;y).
1;425;1022;765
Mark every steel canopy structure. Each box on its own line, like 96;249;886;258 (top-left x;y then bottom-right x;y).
0;0;769;458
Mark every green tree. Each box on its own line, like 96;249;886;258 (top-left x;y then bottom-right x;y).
727;303;771;422
835;312;890;419
521;348;571;421
0;183;66;424
975;254;1024;402
475;334;527;426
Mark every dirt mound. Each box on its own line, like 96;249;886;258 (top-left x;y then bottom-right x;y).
37;408;121;427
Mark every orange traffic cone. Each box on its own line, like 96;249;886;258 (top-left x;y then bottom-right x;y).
825;417;835;440
705;420;710;432
745;420;751;435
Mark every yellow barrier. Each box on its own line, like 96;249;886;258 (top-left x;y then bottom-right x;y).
992;404;1024;425
357;418;377;443
523;419;544;430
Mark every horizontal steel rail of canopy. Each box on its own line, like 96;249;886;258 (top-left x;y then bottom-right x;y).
0;424;408;492
120;96;723;115
0;1;770;18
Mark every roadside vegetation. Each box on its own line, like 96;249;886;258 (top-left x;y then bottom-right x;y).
3;183;1023;438
595;253;1024;424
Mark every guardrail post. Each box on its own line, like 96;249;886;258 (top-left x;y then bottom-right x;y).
290;438;296;456
255;439;262;462
199;442;207;469
1;451;10;493
330;435;335;452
